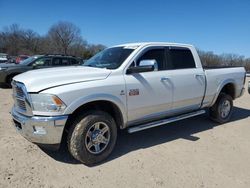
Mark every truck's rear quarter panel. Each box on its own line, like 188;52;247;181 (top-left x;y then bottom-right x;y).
202;67;246;107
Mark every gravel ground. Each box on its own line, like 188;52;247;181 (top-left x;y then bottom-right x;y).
0;79;250;188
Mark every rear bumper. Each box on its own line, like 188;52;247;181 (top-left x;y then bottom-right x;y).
11;108;68;146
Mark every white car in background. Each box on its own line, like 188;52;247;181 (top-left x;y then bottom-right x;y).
0;53;8;63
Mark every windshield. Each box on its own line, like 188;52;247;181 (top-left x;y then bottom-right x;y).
83;47;135;69
19;56;38;65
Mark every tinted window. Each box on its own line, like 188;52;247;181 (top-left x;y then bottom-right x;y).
71;58;80;65
137;49;165;70
52;58;61;66
21;56;38;65
168;48;195;69
32;57;51;66
61;58;70;66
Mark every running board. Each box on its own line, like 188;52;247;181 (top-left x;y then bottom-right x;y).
128;110;206;133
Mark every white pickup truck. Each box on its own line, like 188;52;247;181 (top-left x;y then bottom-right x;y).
11;42;246;165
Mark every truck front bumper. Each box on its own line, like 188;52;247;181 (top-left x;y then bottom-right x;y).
11;108;68;149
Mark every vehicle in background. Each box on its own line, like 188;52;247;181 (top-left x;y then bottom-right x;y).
15;55;30;64
248;81;250;94
11;42;246;165
0;53;8;63
0;54;82;87
6;56;17;64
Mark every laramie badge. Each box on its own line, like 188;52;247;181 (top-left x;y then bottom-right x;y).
129;89;139;96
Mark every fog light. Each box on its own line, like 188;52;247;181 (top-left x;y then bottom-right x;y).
33;126;47;135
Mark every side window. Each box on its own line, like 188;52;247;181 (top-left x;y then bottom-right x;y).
168;48;196;69
61;58;70;66
137;49;165;71
52;58;62;66
71;58;80;65
32;57;51;66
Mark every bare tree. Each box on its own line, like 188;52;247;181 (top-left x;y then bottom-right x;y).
83;44;106;59
22;29;40;54
48;21;81;55
0;32;5;52
198;50;222;67
1;24;25;55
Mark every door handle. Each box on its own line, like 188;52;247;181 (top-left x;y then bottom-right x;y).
195;74;204;77
161;77;170;82
195;74;205;84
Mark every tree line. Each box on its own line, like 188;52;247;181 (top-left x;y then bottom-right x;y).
0;21;249;71
0;21;105;59
198;50;250;71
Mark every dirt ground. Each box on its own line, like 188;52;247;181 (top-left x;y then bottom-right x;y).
0;79;250;188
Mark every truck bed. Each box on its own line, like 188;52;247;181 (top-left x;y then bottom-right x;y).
202;67;246;108
203;66;243;69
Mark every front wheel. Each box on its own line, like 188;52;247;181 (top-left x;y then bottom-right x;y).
67;111;117;165
209;93;233;123
6;75;14;87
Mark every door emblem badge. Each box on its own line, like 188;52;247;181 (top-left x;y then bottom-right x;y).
120;90;125;95
129;89;139;96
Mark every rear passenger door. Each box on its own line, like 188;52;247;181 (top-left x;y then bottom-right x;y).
166;47;206;114
61;58;71;66
52;57;62;66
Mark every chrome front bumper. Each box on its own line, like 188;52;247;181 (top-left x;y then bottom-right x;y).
11;108;68;145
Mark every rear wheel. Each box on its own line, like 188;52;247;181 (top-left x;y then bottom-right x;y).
209;93;233;123
67;111;117;165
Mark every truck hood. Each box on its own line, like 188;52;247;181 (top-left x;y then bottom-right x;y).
13;66;112;92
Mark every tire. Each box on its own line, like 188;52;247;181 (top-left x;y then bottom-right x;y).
209;93;233;123
6;75;14;87
67;111;117;165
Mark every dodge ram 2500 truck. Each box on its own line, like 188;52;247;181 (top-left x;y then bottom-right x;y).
11;42;246;165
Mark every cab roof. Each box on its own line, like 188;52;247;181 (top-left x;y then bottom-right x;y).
113;42;194;48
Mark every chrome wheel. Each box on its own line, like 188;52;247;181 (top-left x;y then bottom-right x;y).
220;99;231;118
85;122;110;154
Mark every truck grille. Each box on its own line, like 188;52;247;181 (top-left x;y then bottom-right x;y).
12;81;32;116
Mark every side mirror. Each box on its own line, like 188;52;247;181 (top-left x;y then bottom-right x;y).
126;60;158;74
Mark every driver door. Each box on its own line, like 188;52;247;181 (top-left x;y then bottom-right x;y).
124;47;173;125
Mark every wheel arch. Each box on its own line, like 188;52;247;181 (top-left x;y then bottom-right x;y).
5;72;20;84
63;95;127;135
211;80;236;106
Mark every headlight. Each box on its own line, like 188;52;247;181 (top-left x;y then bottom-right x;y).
30;94;66;113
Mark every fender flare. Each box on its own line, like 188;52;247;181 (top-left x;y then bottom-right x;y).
64;93;127;127
211;79;236;106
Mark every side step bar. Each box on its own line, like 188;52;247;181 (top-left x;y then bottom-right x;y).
128;110;206;133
